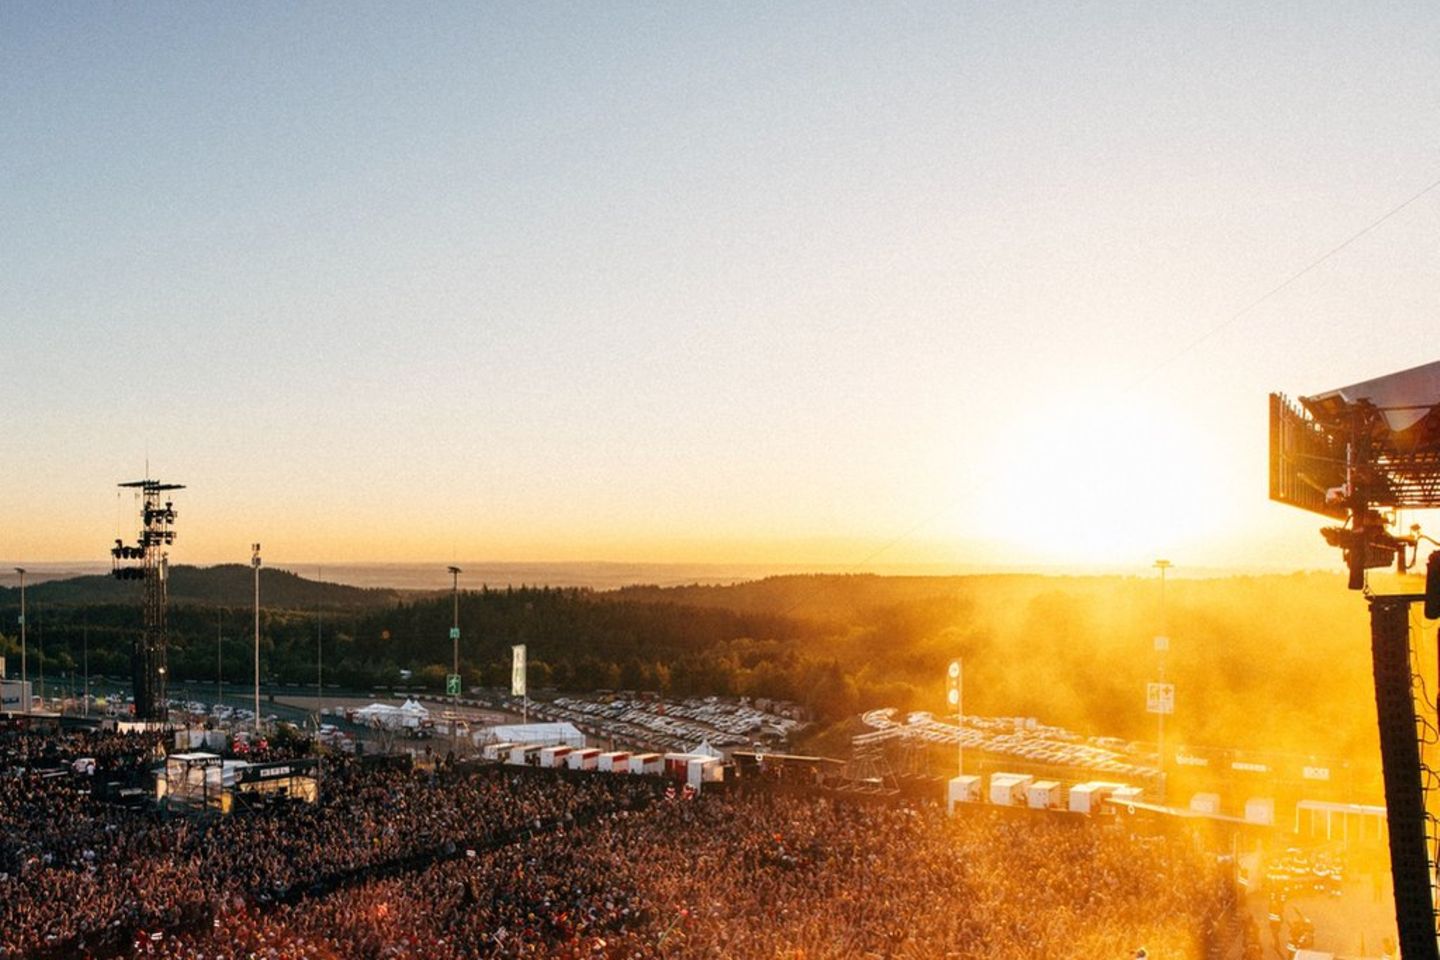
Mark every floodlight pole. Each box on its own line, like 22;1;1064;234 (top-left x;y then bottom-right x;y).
15;568;26;713
449;566;462;750
956;658;964;778
252;544;261;736
316;566;323;726
1154;558;1170;804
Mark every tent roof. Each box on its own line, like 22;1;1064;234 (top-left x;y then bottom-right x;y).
487;722;584;745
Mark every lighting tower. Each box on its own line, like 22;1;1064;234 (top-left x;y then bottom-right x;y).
1271;359;1440;959
111;478;184;722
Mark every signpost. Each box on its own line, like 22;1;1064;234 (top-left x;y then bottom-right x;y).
446;674;461;696
1146;682;1175;715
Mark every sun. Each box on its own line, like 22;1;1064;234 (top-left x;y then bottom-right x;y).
967;395;1230;568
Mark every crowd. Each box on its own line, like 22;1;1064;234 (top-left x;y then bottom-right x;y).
0;729;1238;960
0;729;653;958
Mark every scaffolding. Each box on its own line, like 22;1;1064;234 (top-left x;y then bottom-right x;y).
111;478;184;722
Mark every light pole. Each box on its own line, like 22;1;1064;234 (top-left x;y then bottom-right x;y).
316;566;323;728
252;544;261;736
947;658;963;777
14;568;26;713
448;566;462;749
1154;558;1171;803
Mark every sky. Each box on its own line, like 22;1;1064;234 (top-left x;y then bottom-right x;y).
2;2;1438;575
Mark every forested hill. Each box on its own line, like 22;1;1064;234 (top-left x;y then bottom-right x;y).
611;572;1379;761
0;569;1390;764
0;565;402;610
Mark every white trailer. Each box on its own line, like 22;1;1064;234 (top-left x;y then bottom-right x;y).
540;746;574;769
598;751;631;774
482;741;516;762
988;772;1033;806
508;744;544;766
947;775;982;813
629;753;663;775
566;748;601;771
1025;780;1064;810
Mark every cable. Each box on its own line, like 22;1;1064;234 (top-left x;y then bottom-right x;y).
1138;173;1440;384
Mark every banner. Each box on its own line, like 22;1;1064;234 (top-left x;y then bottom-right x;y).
511;644;527;697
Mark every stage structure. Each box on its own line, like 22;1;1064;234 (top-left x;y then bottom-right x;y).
111;478;185;722
1271;360;1440;959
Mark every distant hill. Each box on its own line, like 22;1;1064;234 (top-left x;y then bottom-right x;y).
0;564;404;611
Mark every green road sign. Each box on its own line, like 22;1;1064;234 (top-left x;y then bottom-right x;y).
446;674;461;696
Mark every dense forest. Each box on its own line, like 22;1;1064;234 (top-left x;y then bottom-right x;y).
0;568;1398;767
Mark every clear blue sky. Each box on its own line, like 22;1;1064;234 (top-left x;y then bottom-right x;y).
3;3;1438;570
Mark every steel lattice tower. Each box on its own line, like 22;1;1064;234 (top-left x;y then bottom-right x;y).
111;479;184;722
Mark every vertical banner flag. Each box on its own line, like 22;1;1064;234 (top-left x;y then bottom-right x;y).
511;644;527;697
946;659;961;713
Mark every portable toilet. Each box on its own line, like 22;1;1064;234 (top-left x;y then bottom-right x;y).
598;751;631;774
687;756;723;790
567;748;601;771
629;752;663;775
1244;797;1276;826
988;772;1033;806
947;775;982;813
1189;792;1221;815
1026;780;1064;810
483;741;515;762
540;746;574;769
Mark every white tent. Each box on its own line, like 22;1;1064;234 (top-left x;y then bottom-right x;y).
353;700;429;731
480;722;584;748
690;739;723;758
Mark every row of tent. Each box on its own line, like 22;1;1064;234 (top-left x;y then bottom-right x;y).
948;772;1285;826
481;742;725;790
948;773;1146;815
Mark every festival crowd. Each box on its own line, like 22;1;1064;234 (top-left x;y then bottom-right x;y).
0;728;1238;960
